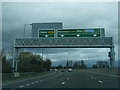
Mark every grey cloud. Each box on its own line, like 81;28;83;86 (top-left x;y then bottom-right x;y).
41;48;110;61
2;2;118;66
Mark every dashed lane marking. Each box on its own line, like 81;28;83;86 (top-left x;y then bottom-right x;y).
67;78;69;80
91;77;94;79
98;80;103;83
19;85;24;88
62;82;65;85
31;82;35;84
36;81;38;83
26;84;30;86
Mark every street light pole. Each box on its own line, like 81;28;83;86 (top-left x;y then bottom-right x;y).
42;48;43;60
46;48;48;59
24;24;26;37
24;24;32;37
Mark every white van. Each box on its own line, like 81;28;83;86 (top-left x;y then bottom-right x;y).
68;68;72;72
54;69;58;72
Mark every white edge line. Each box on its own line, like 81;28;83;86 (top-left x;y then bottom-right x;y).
19;85;24;88
3;72;55;86
82;71;120;77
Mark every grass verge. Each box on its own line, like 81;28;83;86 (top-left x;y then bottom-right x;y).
2;71;53;82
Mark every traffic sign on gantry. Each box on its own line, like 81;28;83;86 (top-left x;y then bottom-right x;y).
39;29;55;37
57;28;105;37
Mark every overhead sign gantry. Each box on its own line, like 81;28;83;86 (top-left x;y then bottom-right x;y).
13;22;115;73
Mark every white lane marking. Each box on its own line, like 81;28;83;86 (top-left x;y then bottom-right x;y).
26;84;30;86
31;82;35;84
98;80;103;83
91;77;94;79
3;72;56;86
62;82;65;85
36;81;38;83
67;78;69;80
10;88;16;90
19;85;24;88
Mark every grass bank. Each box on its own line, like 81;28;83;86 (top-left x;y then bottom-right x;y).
2;71;53;81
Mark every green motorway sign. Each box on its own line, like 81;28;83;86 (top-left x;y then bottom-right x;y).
57;29;101;37
39;30;54;37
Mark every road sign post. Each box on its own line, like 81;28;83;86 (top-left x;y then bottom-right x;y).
110;47;115;67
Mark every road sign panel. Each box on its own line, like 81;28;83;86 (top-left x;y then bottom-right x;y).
39;30;55;37
57;29;101;37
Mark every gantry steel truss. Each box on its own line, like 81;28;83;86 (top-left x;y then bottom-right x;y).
14;37;113;48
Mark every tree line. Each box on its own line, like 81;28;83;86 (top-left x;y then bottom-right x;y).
51;60;88;69
52;60;109;69
2;50;52;73
72;60;88;69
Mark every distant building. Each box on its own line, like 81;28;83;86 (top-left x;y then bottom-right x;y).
66;60;73;67
96;61;109;68
31;22;63;37
96;61;104;68
103;61;109;68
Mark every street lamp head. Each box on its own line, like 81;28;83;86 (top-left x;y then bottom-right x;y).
61;34;64;37
93;34;97;37
45;35;48;37
77;34;80;37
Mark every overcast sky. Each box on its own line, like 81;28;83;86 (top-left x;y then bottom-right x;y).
2;2;118;66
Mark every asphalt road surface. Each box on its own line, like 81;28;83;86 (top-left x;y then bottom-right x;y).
2;70;119;89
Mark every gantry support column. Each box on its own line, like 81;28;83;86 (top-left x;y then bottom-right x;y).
110;46;115;67
13;48;19;73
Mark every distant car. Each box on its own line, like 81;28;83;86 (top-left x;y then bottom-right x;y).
61;69;65;72
54;69;58;72
68;68;72;72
